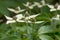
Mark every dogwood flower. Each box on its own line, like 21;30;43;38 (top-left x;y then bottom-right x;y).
15;14;25;22
15;14;24;19
7;6;25;14
33;2;42;8
47;4;60;11
5;15;24;24
23;2;35;9
5;13;41;24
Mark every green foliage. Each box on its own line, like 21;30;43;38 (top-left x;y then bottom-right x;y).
39;35;53;40
0;0;60;40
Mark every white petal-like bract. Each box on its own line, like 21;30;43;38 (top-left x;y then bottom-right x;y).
35;21;44;24
15;14;24;19
23;2;35;9
50;8;56;11
16;19;25;22
41;0;46;5
7;8;16;12
6;20;16;24
52;14;60;20
34;2;40;5
34;2;42;8
28;5;35;9
47;4;54;9
7;7;25;13
4;15;13;20
5;15;16;24
25;14;40;20
23;2;30;7
57;5;60;10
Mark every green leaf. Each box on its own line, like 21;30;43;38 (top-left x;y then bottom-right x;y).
45;0;53;3
41;6;50;14
0;0;21;16
39;35;53;40
38;25;57;34
55;35;60;40
40;6;52;18
0;23;9;33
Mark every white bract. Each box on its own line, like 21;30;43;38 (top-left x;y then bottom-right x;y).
57;5;60;10
25;11;30;16
28;5;36;9
6;20;16;24
23;2;35;9
47;4;60;11
41;0;46;5
4;15;13;20
34;21;44;24
5;14;25;24
7;6;25;14
47;4;55;9
34;2;42;8
4;15;16;24
15;14;25;22
15;14;24;19
52;14;60;20
25;14;40;20
23;2;30;7
16;19;25;22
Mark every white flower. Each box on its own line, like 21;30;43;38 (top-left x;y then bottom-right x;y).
23;2;35;9
41;0;46;5
15;14;25;22
7;6;25;13
47;4;60;11
57;5;60;10
23;2;30;7
15;14;24;19
4;15;16;24
47;4;56;11
25;11;30;16
34;2;42;8
34;2;40;6
28;5;36;9
25;14;40;20
52;14;60;20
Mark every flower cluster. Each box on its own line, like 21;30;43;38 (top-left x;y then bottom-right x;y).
23;0;46;9
23;0;60;12
5;0;60;24
5;6;44;24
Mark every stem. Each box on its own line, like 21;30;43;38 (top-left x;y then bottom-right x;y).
51;10;58;29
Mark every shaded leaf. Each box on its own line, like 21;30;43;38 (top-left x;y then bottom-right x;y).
39;35;53;40
38;25;57;34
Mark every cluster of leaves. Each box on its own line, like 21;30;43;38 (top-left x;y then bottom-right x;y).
0;0;60;40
